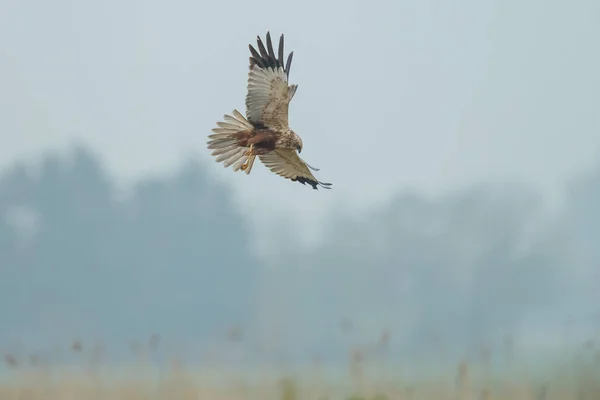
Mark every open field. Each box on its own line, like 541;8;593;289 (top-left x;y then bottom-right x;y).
2;341;600;400
1;367;600;400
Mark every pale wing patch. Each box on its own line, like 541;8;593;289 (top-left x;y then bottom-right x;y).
245;66;290;129
258;149;332;190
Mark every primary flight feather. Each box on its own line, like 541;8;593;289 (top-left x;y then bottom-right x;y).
207;32;332;190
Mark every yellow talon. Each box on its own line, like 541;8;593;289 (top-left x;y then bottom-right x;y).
241;145;253;171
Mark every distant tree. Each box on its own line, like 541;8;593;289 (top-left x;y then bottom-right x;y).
119;157;259;341
0;145;260;356
559;162;600;309
263;182;571;363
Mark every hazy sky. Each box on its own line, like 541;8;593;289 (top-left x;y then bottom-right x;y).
1;0;599;243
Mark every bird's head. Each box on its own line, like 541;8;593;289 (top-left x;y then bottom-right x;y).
294;134;303;153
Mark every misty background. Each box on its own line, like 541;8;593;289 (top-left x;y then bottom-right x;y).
1;0;599;372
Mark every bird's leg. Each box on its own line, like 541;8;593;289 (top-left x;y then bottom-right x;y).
240;144;254;171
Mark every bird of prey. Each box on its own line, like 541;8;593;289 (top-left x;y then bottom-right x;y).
207;32;332;190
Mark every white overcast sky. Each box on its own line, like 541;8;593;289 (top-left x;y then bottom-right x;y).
1;0;599;248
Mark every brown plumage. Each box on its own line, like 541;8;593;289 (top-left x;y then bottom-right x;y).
207;32;331;190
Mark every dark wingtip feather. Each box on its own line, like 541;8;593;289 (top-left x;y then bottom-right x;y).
285;51;294;79
248;32;293;78
294;177;333;190
248;44;265;69
265;32;277;65
256;35;269;61
278;34;284;66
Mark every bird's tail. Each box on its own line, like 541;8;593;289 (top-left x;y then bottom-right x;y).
207;109;257;174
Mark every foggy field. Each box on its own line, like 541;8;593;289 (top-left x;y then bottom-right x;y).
3;1;600;399
2;148;600;399
1;365;599;399
2;147;600;400
2;338;600;400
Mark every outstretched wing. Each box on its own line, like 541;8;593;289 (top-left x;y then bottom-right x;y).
258;149;332;190
246;32;297;130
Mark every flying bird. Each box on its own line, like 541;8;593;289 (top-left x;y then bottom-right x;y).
207;32;332;190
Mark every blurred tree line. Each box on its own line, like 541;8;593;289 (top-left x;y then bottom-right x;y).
1;145;599;365
0;145;259;357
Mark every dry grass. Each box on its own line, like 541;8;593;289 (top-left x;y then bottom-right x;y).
1;335;600;399
1;369;599;400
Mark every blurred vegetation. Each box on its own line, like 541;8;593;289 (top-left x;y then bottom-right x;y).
1;145;600;398
0;145;260;356
0;338;599;399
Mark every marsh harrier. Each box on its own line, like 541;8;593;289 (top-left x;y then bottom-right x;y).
207;32;332;190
